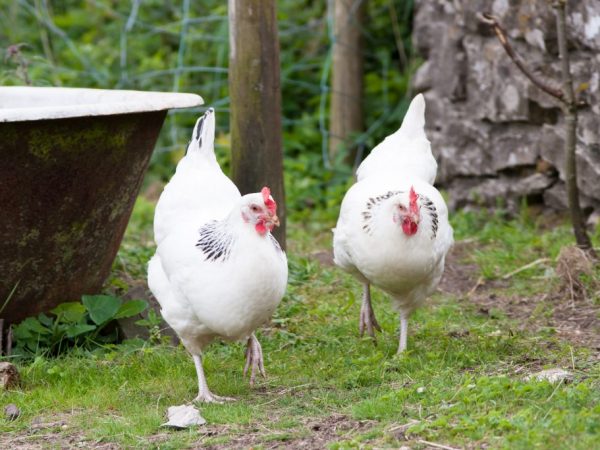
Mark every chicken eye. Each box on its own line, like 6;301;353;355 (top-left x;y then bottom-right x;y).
398;204;407;212
250;205;261;213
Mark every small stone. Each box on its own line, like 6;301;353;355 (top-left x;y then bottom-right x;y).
440;402;456;410
4;403;20;421
162;404;206;428
0;362;19;390
416;386;426;394
525;368;573;384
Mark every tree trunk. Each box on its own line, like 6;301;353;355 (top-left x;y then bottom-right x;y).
329;0;365;162
228;0;286;248
554;0;595;257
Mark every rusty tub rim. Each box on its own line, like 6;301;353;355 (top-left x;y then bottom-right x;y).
0;86;204;123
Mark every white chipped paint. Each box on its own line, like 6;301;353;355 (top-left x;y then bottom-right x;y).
501;85;520;112
585;14;600;40
591;72;599;92
572;12;585;32
0;86;202;122
581;126;596;145
525;29;546;52
492;0;509;16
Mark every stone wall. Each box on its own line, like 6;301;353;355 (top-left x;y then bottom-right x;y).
412;0;600;221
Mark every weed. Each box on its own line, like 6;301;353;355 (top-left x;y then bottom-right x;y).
10;295;147;358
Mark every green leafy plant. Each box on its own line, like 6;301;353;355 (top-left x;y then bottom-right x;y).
134;309;164;345
12;295;148;357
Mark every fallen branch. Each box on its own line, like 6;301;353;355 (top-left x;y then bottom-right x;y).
467;276;484;297
416;439;461;450
387;418;420;433
501;258;551;280
258;383;313;406
29;420;67;430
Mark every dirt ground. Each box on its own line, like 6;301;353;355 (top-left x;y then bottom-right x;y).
318;239;600;351
441;241;600;351
0;410;379;449
0;413;119;450
195;414;377;449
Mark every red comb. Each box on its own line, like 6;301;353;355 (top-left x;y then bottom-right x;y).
261;186;277;214
409;186;419;214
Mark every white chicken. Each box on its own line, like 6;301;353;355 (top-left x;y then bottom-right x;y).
333;94;453;353
148;108;288;403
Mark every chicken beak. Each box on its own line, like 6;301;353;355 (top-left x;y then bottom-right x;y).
271;214;280;227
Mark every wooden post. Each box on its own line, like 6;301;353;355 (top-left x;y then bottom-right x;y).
330;0;365;161
228;0;286;248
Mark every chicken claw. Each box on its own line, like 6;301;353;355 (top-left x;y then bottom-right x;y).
243;334;266;385
192;354;236;403
193;392;235;404
359;283;381;340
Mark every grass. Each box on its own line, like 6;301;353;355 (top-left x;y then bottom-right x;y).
1;198;599;449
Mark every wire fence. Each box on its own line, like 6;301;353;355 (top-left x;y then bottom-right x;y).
2;0;414;173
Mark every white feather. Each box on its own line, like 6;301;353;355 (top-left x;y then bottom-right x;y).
148;109;287;358
334;177;452;313
334;94;453;324
153;108;240;246
355;94;437;184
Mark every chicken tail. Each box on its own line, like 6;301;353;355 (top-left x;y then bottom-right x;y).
355;94;436;184
396;94;426;141
186;108;216;161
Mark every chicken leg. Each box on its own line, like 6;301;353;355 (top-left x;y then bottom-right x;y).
243;333;266;385
359;282;381;339
397;311;409;354
192;354;235;403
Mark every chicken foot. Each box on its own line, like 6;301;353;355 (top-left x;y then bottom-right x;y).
192;354;235;403
244;333;266;385
359;282;381;340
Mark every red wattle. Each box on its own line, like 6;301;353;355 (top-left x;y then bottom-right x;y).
254;221;267;236
255;221;267;235
402;218;418;236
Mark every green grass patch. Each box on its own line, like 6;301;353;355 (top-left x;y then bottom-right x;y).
2;201;599;448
